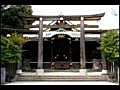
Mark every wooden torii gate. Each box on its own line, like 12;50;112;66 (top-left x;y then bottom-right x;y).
20;13;105;72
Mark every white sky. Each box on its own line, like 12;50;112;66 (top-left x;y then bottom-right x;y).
31;5;119;30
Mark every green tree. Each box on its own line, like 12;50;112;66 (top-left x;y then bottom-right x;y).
100;29;119;63
1;33;29;81
0;33;29;66
100;29;119;82
1;5;33;29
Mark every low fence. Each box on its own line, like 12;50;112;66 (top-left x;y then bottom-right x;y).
22;61;102;72
107;62;119;83
5;63;17;82
1;68;6;84
2;60;119;83
1;63;18;82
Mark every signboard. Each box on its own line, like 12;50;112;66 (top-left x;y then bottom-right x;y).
43;31;79;37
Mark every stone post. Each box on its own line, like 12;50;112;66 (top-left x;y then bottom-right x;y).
16;33;23;75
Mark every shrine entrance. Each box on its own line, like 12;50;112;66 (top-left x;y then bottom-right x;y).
7;13;107;74
51;34;72;70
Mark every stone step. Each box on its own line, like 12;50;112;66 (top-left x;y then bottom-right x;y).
16;75;109;81
44;69;79;72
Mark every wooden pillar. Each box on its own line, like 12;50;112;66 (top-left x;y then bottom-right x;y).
17;33;23;74
69;38;72;68
100;32;107;74
51;40;54;62
51;40;54;69
38;17;43;69
101;52;107;70
100;32;107;70
19;33;23;69
80;17;86;69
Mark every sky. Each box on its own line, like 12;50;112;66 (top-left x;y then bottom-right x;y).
31;5;119;30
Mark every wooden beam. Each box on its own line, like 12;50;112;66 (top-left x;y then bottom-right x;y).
21;13;105;21
24;24;99;28
64;17;101;21
1;28;112;34
25;17;101;21
84;17;101;21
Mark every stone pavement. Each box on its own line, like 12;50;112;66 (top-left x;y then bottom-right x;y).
21;72;104;76
4;81;119;85
3;72;119;85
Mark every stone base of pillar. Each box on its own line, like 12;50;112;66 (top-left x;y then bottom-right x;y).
102;69;107;74
79;69;87;76
36;69;44;75
16;69;22;75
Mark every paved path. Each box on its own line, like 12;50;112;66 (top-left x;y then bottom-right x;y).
3;72;119;85
21;72;104;76
4;81;119;85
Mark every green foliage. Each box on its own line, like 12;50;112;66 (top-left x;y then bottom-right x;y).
100;29;119;63
1;5;33;29
0;33;29;65
9;33;29;45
